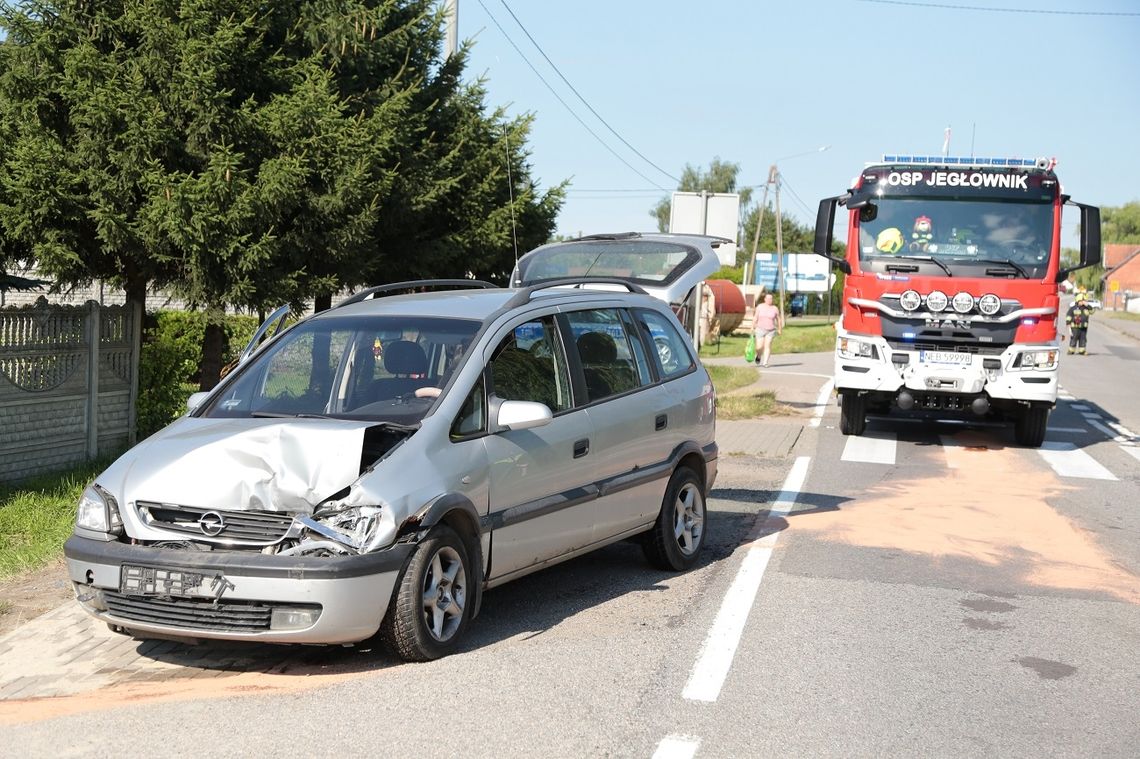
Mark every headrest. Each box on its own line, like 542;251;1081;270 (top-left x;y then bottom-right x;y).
577;331;617;363
384;340;428;375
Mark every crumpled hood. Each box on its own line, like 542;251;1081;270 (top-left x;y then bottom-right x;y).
104;417;375;514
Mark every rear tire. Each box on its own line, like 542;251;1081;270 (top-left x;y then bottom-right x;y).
840;391;867;436
381;525;472;662
1014;405;1049;448
643;467;707;571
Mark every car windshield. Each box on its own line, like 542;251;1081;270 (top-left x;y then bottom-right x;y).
858;198;1054;278
200;314;481;424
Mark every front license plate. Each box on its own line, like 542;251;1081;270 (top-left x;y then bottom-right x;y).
919;350;972;366
120;564;229;599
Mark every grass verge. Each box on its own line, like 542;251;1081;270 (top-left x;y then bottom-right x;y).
700;320;836;359
0;459;109;579
717;390;797;420
704;364;756;395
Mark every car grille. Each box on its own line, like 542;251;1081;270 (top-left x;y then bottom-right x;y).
103;590;275;632
136;502;295;544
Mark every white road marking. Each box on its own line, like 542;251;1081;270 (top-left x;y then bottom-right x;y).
1037;442;1117;481
682;456;810;703
1070;403;1091;411
840;431;897;465
1047;427;1088;434
1123;447;1140;463
1106;419;1137;439
1087;418;1128;444
809;379;834;428
1081;412;1102;421
653;736;701;759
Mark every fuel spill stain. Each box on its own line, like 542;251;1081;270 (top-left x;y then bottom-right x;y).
791;431;1140;604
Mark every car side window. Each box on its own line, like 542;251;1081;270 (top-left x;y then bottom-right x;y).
565;308;643;402
620;308;654;385
488;316;572;412
450;374;487;440
636;309;694;379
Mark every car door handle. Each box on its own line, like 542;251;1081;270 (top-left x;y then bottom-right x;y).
655;414;668;431
573;438;590;458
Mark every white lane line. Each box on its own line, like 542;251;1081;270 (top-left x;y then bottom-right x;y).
1087;418;1128;444
840;431;897;465
682;456;810;703
809;379;834;428
1037;442;1117;481
652;736;701;759
1047;427;1088;434
1106;419;1137;439
1123;447;1140;464
1081;412;1102;421
1070;403;1091;411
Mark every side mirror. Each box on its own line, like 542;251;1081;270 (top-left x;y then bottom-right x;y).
496;400;552;431
1055;202;1101;282
186;391;209;413
814;196;852;275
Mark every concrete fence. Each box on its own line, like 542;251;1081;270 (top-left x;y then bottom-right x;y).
0;297;140;483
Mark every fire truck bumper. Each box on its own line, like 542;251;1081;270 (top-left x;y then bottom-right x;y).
833;330;1059;405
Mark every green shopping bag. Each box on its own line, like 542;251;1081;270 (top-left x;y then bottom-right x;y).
744;334;756;363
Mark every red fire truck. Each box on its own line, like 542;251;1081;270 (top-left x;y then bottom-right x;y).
813;155;1101;447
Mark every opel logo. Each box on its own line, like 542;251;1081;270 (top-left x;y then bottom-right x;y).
198;511;226;537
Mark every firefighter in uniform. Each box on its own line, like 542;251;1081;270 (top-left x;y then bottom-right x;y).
1065;290;1094;355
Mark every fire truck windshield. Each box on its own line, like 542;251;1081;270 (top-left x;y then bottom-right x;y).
857;198;1053;278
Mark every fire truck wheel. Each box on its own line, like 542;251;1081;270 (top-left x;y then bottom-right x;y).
1014;405;1048;447
840;391;867;436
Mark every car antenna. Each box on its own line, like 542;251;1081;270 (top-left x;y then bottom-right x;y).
506;131;519;263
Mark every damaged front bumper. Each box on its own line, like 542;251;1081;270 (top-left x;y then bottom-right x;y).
64;535;414;644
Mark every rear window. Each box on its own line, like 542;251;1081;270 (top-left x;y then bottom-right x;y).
635;309;694;378
516;240;699;288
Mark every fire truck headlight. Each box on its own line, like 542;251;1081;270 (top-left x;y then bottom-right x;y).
926;290;948;312
978;293;1001;316
899;290;921;311
1016;350;1058;370
952;292;975;314
838;337;878;360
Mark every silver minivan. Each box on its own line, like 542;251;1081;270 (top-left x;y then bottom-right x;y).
64;233;722;660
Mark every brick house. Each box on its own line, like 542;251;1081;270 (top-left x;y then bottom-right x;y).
1101;243;1140;311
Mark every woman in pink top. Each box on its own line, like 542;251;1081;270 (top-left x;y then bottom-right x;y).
752;293;783;367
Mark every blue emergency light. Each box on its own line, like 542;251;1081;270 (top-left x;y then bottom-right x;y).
880;155;1046;169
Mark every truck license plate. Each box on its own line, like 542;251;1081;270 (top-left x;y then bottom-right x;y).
120;565;229;599
919;350;972;366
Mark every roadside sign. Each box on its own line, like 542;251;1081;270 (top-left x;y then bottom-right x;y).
1110;280;1120;292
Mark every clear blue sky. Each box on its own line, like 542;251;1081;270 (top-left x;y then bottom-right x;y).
461;0;1140;242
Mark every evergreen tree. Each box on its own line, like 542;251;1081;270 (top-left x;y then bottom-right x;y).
0;0;563;387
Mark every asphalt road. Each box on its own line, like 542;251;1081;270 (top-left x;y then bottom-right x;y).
3;327;1139;758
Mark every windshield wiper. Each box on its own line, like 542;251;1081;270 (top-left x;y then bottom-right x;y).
885;255;953;277
969;258;1030;279
251;411;339;420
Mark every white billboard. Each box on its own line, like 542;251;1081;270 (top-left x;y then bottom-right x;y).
669;192;740;266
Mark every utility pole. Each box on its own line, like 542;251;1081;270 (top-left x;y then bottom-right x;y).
772;164;786;313
444;0;458;58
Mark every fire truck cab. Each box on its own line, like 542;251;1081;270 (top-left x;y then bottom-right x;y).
814;155;1101;447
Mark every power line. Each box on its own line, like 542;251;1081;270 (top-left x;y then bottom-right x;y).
497;0;681;185
474;0;669;190
777;174;818;220
857;0;1140;16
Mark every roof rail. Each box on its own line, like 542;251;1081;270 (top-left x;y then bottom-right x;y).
335;279;498;309
504;277;649;309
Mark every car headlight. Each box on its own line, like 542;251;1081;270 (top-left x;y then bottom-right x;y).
307;504;394;553
76;485;123;535
1016;350;1058;370
838;337;877;360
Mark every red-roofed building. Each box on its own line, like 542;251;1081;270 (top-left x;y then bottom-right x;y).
1101;244;1140;311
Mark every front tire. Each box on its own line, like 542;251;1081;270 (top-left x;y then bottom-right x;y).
381;525;472;662
1014;405;1049;448
840;391;867;436
643;467;707;571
